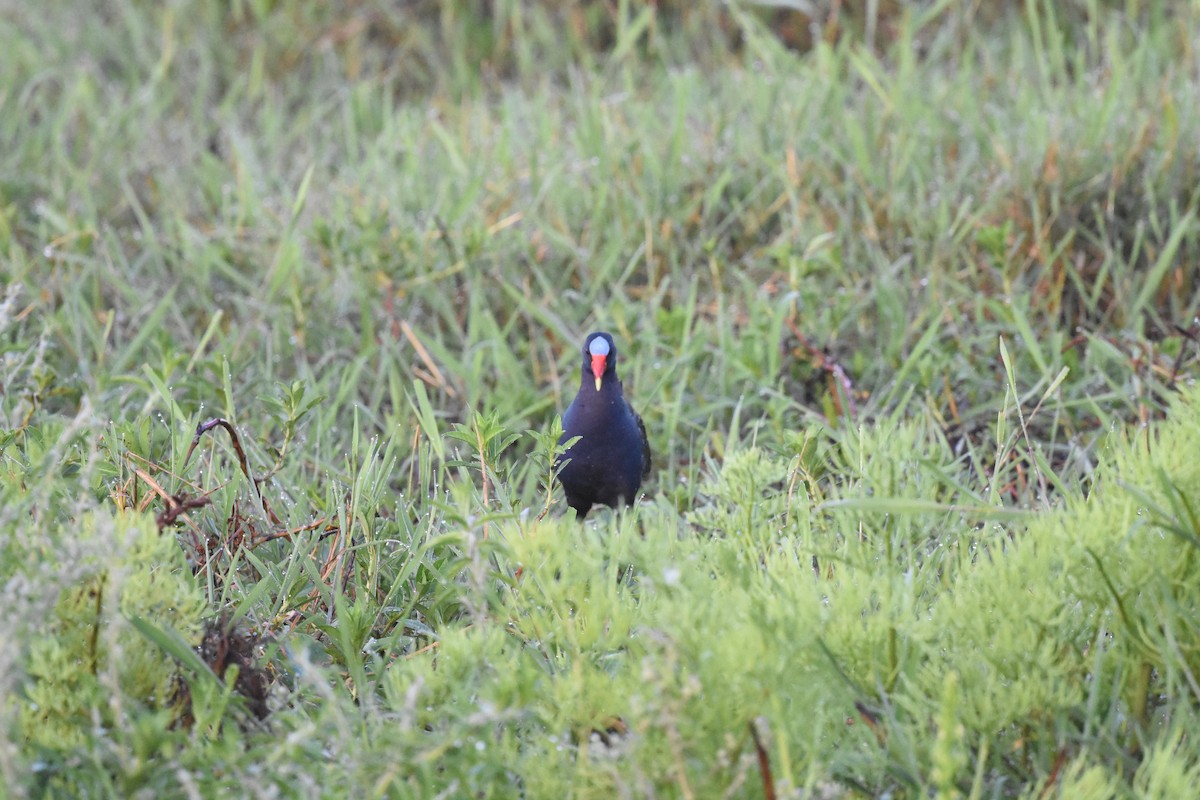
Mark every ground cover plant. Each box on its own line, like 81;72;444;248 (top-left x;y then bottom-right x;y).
3;0;1200;796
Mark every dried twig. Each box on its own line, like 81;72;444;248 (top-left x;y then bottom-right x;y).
249;516;338;548
184;418;260;499
128;462;207;550
155;493;212;531
749;719;777;800
400;320;457;398
1037;748;1069;800
786;317;858;421
854;700;888;746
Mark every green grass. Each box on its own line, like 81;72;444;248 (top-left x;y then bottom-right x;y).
4;0;1200;796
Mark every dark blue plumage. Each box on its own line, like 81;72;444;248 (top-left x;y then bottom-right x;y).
556;332;651;518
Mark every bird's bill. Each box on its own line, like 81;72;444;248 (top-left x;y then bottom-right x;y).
591;354;606;391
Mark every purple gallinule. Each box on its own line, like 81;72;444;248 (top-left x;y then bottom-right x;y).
557;332;651;518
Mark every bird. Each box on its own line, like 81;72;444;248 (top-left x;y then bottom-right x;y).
556;332;651;518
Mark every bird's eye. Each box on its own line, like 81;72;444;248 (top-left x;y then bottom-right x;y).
588;337;611;357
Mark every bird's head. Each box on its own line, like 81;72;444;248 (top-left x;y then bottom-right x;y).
583;332;616;391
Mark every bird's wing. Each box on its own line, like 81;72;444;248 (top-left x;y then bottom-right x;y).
633;405;651;479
